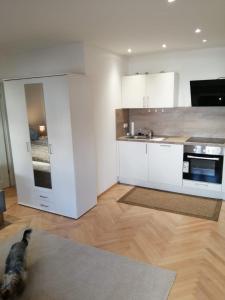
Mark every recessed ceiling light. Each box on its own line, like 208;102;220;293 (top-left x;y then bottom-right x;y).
202;39;207;43
168;0;176;3
195;28;202;34
162;44;167;48
127;48;132;53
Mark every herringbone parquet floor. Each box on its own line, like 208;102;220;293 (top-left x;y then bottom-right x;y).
1;185;225;299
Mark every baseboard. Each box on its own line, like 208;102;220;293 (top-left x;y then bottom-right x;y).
97;183;118;198
118;178;223;200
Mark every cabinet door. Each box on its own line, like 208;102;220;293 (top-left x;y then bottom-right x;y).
222;154;225;194
118;141;148;182
0;107;9;189
4;81;34;205
42;76;77;217
146;73;176;108
148;143;183;186
122;75;146;108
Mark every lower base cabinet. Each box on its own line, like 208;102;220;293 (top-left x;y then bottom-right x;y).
118;141;148;182
118;141;183;187
117;141;223;199
148;143;183;187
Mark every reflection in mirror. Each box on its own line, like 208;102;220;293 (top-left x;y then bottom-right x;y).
24;83;52;189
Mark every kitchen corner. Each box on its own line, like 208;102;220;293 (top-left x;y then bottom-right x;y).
116;108;225;201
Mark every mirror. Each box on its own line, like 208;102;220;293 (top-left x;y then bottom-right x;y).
25;83;52;189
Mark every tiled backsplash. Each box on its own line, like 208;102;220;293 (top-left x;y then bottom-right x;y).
116;109;129;138
116;107;225;138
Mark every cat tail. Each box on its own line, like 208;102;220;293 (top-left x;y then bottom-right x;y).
22;229;32;246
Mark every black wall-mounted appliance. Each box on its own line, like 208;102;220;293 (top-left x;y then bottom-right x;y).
190;78;225;106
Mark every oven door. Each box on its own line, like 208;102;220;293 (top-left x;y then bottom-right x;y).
183;153;223;184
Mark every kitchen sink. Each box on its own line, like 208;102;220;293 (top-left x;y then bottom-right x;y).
126;136;148;140
150;137;166;141
126;136;166;141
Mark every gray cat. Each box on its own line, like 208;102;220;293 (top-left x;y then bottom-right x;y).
0;229;32;299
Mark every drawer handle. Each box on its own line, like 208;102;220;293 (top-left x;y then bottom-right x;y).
48;144;53;155
40;195;48;199
160;144;171;147
40;204;49;208
187;155;219;161
26;142;30;152
195;183;208;187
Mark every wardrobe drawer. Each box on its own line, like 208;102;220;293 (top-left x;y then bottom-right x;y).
33;189;53;203
37;200;55;212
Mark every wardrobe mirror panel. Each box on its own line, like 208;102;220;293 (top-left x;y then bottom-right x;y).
24;83;52;189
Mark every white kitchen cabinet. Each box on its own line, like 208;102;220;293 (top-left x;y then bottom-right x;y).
146;72;177;108
4;74;97;219
121;72;177;109
148;143;183;187
122;75;146;108
118;141;148;182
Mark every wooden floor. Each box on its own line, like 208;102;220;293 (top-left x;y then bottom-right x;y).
1;185;225;299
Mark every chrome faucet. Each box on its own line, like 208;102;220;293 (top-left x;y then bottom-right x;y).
149;130;154;139
143;127;153;139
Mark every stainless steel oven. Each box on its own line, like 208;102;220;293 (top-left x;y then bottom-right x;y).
183;145;224;184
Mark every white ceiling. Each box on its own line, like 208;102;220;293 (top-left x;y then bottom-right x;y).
0;0;225;55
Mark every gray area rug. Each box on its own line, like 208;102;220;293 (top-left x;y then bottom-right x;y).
0;230;176;300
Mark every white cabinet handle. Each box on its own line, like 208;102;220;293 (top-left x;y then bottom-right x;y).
147;96;150;107
159;144;171;147
143;96;146;108
26;142;30;152
187;155;219;161
48;144;53;154
146;144;148;154
195;182;208;187
40;204;49;208
40;195;48;199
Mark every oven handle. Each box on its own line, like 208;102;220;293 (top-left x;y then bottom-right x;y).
187;155;220;161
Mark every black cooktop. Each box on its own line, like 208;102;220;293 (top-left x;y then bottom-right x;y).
187;137;225;144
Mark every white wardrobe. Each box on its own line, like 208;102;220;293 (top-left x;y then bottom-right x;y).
4;74;97;219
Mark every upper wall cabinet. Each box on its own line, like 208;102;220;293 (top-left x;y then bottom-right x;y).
121;72;178;109
146;72;177;108
122;75;146;108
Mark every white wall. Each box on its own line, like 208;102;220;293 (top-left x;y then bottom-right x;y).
0;42;85;79
128;47;225;107
84;45;126;195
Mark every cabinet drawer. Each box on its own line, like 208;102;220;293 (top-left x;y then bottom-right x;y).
36;199;55;212
153;143;182;152
183;179;222;192
33;189;53;203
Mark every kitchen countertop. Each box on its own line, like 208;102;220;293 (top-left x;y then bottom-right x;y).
117;136;225;147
